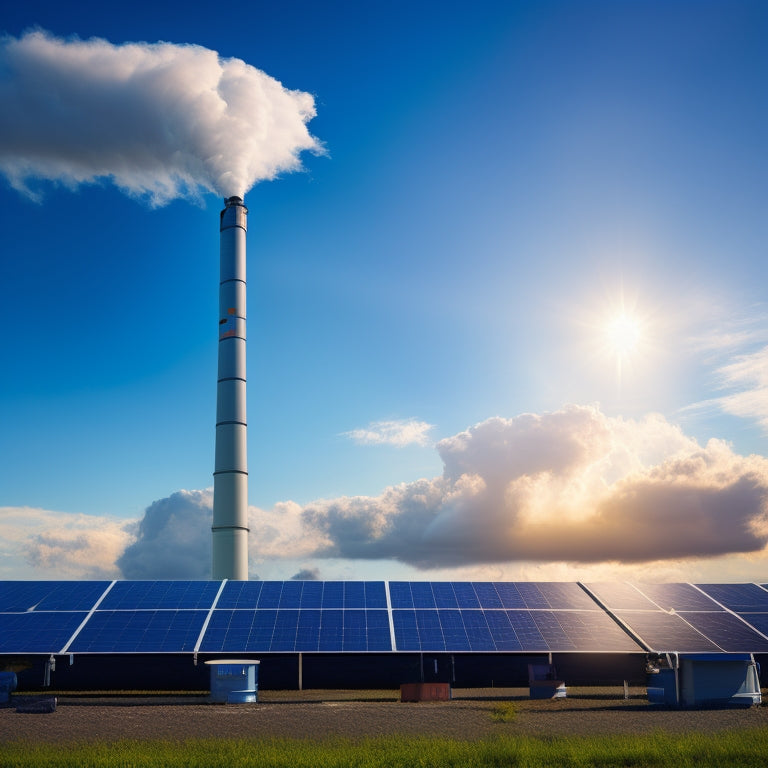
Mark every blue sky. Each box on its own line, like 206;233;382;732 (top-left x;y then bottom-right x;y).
2;1;768;582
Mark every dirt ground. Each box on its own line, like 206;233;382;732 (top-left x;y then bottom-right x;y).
1;687;767;745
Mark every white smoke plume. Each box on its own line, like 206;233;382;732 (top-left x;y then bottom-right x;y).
0;30;321;204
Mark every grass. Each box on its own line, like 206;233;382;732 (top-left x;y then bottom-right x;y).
4;730;768;768
489;701;517;722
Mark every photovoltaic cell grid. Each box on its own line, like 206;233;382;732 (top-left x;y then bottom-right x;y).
388;581;597;610
217;580;387;609
0;581;111;612
392;608;640;652
100;580;221;610
3;581;768;655
200;609;392;652
69;610;209;653
585;583;768;653
0;611;88;654
695;583;768;612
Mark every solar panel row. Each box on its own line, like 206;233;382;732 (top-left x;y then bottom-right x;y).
2;581;768;655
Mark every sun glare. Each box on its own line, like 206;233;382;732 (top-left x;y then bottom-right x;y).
604;312;642;358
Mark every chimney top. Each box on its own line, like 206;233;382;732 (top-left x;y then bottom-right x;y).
224;196;244;207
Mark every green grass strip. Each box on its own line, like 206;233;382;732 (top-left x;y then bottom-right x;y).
4;730;768;768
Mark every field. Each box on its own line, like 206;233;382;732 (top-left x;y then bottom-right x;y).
2;687;767;767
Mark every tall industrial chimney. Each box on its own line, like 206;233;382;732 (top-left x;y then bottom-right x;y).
212;196;249;580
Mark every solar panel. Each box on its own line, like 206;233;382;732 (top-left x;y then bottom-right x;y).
68;609;208;653
494;582;526;609
322;582;343;608
278;580;303;609
411;582;437;608
584;582;659;610
634;583;722;612
0;581;110;612
299;580;323;608
199;608;392;653
389;582;601;612
676;612;768;653
432;582;459;609
473;583;503;608
100;581;219;610
739;613;768;638
217;580;263;609
695;584;768;612
452;582;481;608
0;611;88;654
391;608;640;652
613;610;719;652
364;581;388;609
344;581;365;608
388;581;413;609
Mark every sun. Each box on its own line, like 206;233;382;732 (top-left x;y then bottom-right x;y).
604;312;642;359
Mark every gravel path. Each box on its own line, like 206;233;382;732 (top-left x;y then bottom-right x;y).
2;688;766;744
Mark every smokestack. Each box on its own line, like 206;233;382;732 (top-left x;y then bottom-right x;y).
212;196;249;580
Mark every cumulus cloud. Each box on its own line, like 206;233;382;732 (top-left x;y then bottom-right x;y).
6;406;768;580
0;30;321;203
343;418;434;447
0;506;132;579
291;567;320;580
116;489;213;578
299;406;768;568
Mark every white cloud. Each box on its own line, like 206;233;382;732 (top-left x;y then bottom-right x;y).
5;406;768;580
116;489;213;578
0;506;133;579
685;307;768;431
0;30;322;203
304;406;768;568
343;418;434;447
713;346;768;429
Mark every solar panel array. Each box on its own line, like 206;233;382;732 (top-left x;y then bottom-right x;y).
2;581;768;655
585;582;768;653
